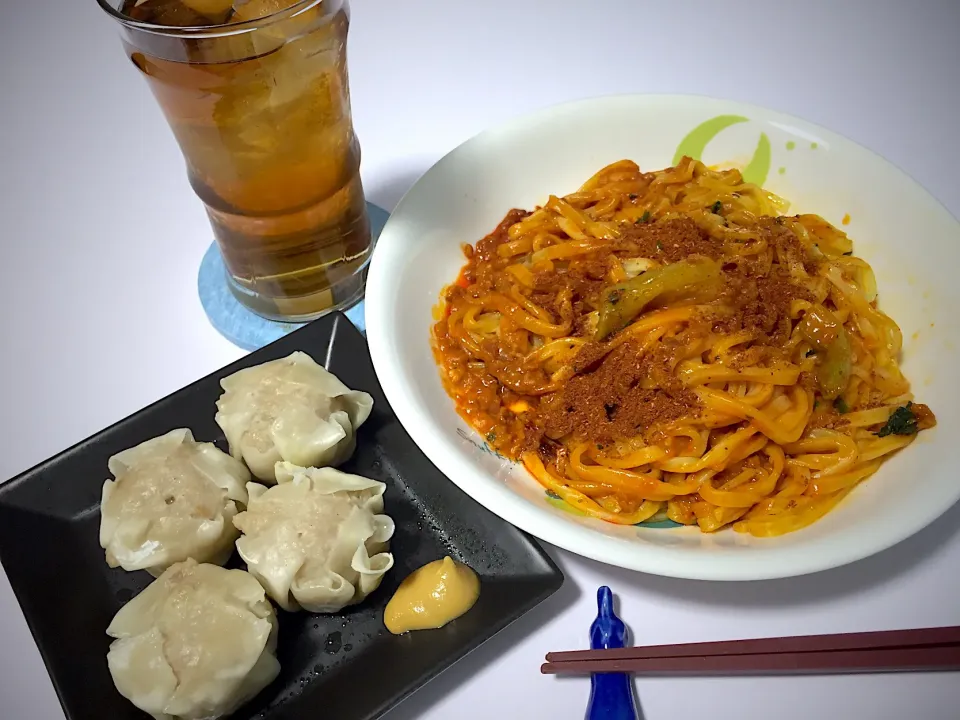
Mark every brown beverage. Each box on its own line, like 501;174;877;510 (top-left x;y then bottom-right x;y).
106;0;370;320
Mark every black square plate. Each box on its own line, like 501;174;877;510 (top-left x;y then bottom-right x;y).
0;313;563;720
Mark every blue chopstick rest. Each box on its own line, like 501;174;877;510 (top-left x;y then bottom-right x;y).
585;586;640;720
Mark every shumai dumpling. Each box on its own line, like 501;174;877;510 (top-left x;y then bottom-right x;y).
215;351;374;483
233;462;395;613
106;559;280;720
100;429;250;576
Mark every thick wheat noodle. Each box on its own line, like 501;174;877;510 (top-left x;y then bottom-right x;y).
432;157;936;536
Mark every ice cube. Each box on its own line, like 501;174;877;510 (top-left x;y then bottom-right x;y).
231;0;327;45
181;0;235;18
231;0;301;23
125;0;212;27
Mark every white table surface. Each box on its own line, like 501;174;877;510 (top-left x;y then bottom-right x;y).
2;0;959;718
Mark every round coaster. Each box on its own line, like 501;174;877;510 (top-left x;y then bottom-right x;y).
198;202;390;351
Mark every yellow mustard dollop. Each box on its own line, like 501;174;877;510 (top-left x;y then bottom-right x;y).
383;556;480;634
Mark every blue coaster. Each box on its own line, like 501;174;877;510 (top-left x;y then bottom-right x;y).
198;202;390;351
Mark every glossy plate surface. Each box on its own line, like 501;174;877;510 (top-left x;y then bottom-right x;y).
366;94;960;581
0;313;563;719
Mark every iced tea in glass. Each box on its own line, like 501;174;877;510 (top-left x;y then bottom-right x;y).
97;0;371;320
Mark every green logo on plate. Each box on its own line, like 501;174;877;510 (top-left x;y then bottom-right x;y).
673;115;771;186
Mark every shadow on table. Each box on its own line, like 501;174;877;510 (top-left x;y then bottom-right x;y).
587;498;960;608
379;550;583;720
364;164;430;214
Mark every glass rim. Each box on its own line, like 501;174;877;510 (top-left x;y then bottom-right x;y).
95;0;327;38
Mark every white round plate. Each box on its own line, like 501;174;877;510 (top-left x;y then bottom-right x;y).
365;94;960;581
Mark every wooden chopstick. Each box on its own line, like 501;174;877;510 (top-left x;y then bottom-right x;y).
541;644;960;676
542;626;960;677
546;626;960;663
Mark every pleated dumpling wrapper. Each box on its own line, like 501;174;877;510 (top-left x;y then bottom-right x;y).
215;351;374;483
234;462;395;613
100;429;250;576
106;559;280;720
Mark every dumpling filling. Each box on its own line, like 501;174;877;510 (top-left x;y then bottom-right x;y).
215;351;374;483
233;462;395;613
100;428;250;575
106;559;280;720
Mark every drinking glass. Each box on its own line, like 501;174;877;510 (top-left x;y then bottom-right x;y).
97;0;371;320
